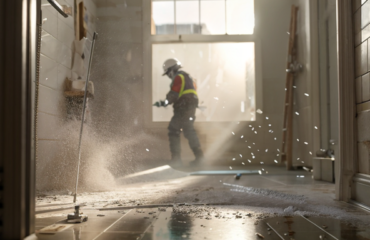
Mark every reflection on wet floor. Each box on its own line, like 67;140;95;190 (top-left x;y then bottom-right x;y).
34;168;370;239
35;207;370;240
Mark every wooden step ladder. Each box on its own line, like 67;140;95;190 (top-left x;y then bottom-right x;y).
281;5;299;170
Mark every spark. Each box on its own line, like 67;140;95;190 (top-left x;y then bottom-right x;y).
274;160;278;163
295;112;299;115
304;93;309;96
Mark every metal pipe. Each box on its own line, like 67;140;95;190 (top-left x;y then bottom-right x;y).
47;0;68;18
73;32;98;203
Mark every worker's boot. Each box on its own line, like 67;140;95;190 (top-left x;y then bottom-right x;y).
169;154;182;168
190;147;204;167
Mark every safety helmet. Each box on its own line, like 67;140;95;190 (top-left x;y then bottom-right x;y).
162;58;182;76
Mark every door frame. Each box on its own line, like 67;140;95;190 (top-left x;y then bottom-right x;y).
0;0;39;238
336;0;357;202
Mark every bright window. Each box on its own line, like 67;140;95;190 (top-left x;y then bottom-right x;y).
152;0;254;35
146;0;258;125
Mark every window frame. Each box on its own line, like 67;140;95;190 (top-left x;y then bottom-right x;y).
143;0;263;128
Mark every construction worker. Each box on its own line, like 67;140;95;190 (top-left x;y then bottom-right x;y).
154;58;204;167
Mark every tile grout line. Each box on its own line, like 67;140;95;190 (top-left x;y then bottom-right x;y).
138;211;162;240
265;222;285;240
298;214;339;240
92;209;132;240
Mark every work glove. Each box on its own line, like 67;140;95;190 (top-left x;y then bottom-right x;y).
153;100;168;107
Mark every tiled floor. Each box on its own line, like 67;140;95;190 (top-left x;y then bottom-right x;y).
33;166;370;240
34;208;370;240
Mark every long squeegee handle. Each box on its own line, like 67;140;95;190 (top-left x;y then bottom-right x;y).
74;32;98;203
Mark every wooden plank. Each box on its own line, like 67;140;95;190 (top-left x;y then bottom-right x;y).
281;5;298;171
64;91;94;98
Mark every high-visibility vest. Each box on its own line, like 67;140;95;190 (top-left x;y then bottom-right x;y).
176;72;198;98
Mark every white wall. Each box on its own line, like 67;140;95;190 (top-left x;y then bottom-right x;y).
37;0;97;190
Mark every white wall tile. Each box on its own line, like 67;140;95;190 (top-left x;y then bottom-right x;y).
37;112;61;140
41;0;57;16
355;41;368;77
57;0;74;29
356;77;363;103
41;6;58;38
357;110;370;142
362;73;370;102
57;64;71;90
40;54;58;89
58;16;75;49
362;1;370;29
38;85;64;116
358;142;370;174
362;24;370;42
58;43;73;69
41;30;59;61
